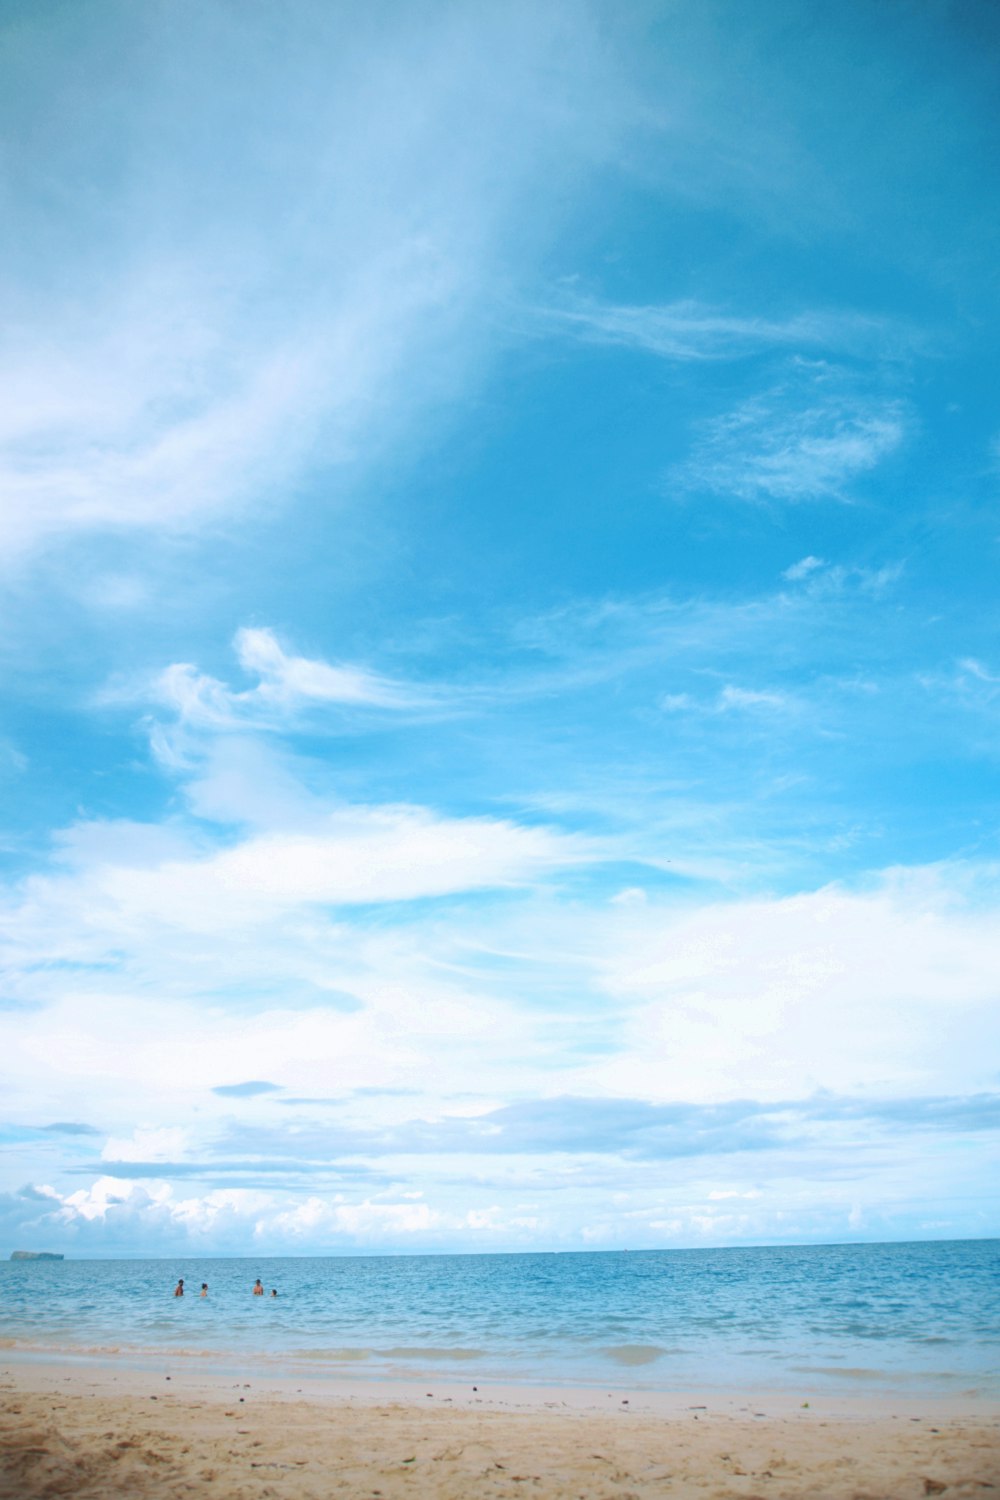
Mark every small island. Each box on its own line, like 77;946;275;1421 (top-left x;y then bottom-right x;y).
9;1251;64;1261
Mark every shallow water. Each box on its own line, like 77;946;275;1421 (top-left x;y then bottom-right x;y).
1;1240;997;1394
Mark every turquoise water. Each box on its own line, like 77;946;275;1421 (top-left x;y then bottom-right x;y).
1;1240;997;1394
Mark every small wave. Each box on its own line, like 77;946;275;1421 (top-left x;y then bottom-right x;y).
382;1347;487;1362
287;1348;373;1363
602;1344;669;1367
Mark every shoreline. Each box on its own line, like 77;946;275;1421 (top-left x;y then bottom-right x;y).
2;1341;997;1418
4;1348;999;1419
2;1357;998;1500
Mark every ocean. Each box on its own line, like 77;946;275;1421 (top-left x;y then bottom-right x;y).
2;1240;997;1396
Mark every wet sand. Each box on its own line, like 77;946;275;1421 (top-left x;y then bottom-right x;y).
1;1357;997;1499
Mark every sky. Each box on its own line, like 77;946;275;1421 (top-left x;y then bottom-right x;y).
1;0;999;1258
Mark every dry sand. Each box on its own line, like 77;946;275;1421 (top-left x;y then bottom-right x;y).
1;1357;998;1500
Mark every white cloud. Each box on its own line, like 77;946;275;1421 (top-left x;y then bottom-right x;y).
177;737;333;830
2;971;556;1156
5;1132;990;1253
0;253;448;559
681;378;907;503
611;887;647;907
41;1177;277;1243
101;1127;190;1164
590;863;1000;1101
58;1178;156;1224
0;1;623;562
325;1199;441;1238
120;808;577;924
717;684;788;711
6;1176;546;1253
147;627;432;744
659;683;790;717
958;657;1000;686
921;657;1000;714
234;628;425;711
783;555;826;581
5;838;998;1159
2;614;997;1247
541;298;895;362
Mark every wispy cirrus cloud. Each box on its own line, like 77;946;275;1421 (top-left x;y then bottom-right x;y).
661;683;791;716
716;684;788;711
539;297;904;363
957;657;1000;692
0;1;624;563
679;377;908;503
917;656;1000;719
783;554;826;581
147;626;436;738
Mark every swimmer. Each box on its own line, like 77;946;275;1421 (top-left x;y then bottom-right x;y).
270;1288;278;1298
252;1277;264;1295
174;1279;184;1297
200;1283;208;1297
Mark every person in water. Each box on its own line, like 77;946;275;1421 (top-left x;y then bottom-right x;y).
253;1278;264;1295
174;1279;184;1297
270;1288;278;1298
200;1283;208;1297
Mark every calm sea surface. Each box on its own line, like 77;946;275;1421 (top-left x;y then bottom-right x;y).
1;1241;997;1395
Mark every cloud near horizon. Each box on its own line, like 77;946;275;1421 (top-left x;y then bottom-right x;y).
5;1072;996;1254
3;812;999;1250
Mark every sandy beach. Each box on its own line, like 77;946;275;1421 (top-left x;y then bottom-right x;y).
1;1357;997;1500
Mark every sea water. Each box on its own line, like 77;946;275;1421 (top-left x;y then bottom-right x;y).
1;1240;997;1395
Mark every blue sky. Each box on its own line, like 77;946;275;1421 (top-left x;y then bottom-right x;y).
1;0;999;1256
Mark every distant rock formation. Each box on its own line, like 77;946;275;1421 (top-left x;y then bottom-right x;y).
9;1250;64;1261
